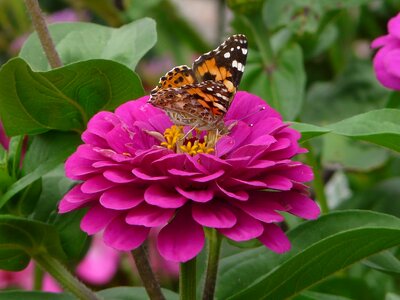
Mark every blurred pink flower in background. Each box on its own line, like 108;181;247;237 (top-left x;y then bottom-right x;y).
0;262;61;292
0;122;8;150
372;13;400;90
76;234;120;285
59;92;320;263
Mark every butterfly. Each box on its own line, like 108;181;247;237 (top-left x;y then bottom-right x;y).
148;34;248;133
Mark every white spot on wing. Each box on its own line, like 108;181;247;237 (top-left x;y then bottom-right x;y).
224;52;230;58
232;60;238;68
242;48;247;55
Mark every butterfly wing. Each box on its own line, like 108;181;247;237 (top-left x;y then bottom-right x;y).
192;34;248;93
149;81;231;130
150;65;197;95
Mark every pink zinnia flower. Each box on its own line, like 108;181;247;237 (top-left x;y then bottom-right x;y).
372;13;400;90
0;262;61;292
59;92;320;262
76;234;120;285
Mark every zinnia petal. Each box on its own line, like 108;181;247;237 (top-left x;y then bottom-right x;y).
103;215;150;251
157;205;205;262
258;223;291;253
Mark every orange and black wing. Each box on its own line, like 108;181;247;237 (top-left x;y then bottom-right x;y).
192;34;248;93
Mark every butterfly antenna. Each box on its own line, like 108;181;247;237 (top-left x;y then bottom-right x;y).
227;106;266;130
180;125;199;141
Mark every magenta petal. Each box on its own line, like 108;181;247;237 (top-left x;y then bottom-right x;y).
157;206;205;262
62;184;96;204
219;210;263;241
258;223;291;253
81;175;115;193
176;186;214;203
132;168;169;181
100;186;144;210
262;175;293;190
192;202;236;228
144;185;187;208
168;169;200;176
103;215;149;251
234;196;285;223
217;183;249;201
285;193;320;219
191;170;225;183
81;205;120;234
103;169;135;183
126;203;174;227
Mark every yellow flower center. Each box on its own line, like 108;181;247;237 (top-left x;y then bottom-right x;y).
161;125;216;155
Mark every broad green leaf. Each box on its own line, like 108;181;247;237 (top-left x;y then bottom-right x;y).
216;210;400;300
337;177;400;218
263;0;372;33
263;0;323;33
97;287;179;300
241;44;305;120
54;210;89;262
0;58;143;136
0;133;81;210
303;61;387;124
328;109;400;153
322;134;388;171
0;291;73;300
295;291;352;300
20;18;156;71
32;166;74;222
290;122;330;142
363;251;400;276
23;132;81;174
0;215;66;271
386;293;400;300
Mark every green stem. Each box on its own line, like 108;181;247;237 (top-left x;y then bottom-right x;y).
33;262;44;290
24;0;62;68
180;257;197;300
131;246;165;300
33;254;100;300
202;230;222;300
304;141;329;214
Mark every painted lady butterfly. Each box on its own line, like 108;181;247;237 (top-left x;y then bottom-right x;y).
148;34;248;132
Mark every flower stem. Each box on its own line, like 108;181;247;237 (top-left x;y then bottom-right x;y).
33;262;44;290
180;257;197;300
202;229;222;300
33;254;100;300
24;0;62;68
131;246;165;300
304;141;329;214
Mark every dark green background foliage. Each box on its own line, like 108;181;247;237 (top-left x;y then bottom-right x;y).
1;0;400;299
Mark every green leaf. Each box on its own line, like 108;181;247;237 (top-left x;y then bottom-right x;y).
241;44;305;120
303;61;387;124
290;122;331;142
0;132;81;210
0;58;143;136
263;0;323;34
322;134;388;171
295;291;352;300
97;287;179;300
54;210;89;262
328;109;400;153
386;293;400;300
20;18;156;71
0;215;66;271
0;291;74;300
216;210;400;300
363;251;400;276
